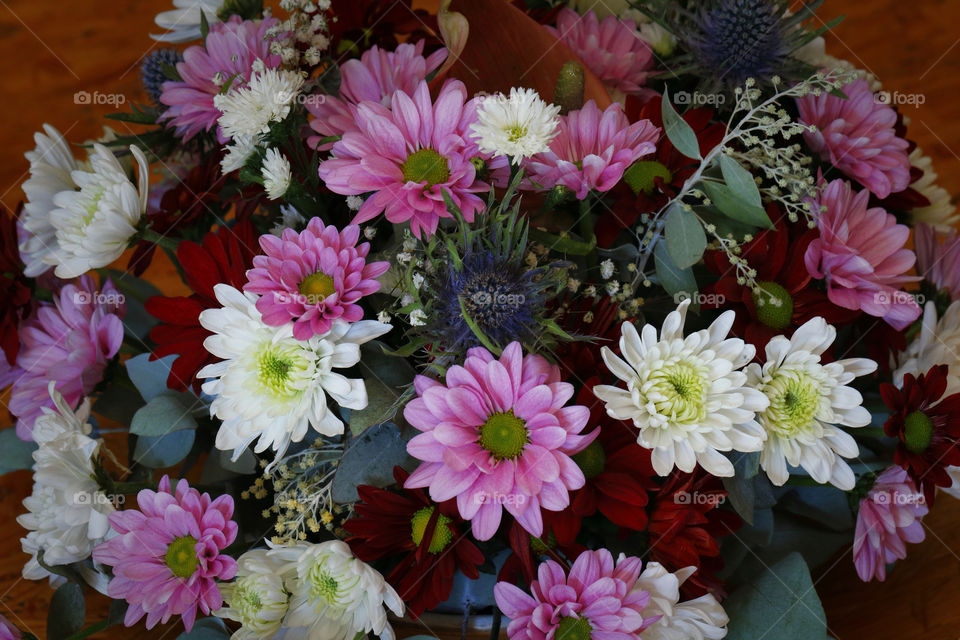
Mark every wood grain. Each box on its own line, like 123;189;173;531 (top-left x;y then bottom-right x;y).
1;1;958;638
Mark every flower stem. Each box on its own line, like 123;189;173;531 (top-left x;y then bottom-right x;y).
138;228;180;252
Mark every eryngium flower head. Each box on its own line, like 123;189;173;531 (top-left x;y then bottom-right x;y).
140;48;183;105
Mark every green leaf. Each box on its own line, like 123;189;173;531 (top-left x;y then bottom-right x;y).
126;353;179;402
458;296;502;354
661;90;702;160
176;617;230;639
722;453;761;525
331;422;415;503
527;228;596;255
199;10;210;40
663;204;707;269
0;427;37;475
700;180;774;229
133;429;195;469
47;582;85;640
98;269;164;340
104;108;158;125
130;393;198;437
653;241;697;299
348;377;402;436
719;154;762;208
725;553;828;640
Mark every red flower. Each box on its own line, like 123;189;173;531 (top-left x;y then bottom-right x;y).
344;467;485;618
0;204;32;366
328;0;440;55
882;364;960;504
596;95;726;247
144;220;258;392
702;203;860;357
552;295;628;381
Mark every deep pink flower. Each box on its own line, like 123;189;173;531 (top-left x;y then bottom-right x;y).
92;476;238;631
159;16;281;141
0;613;21;640
494;548;655;640
524;100;659;199
915;223;960;300
10;276;125;440
243;219;390;340
853;465;928;582
804;177;921;330
798;78;911;198
318;79;504;239
306;41;447;150
403;342;597;541
545;8;655;95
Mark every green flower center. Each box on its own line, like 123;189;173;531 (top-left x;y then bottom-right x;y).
556;615;593;640
762;369;822;438
164;535;198;578
81;185;107;226
623;160;672;195
410;506;454;554
506;124;528;142
479;410;529;460
233;580;264;620
649;361;707;424
256;345;308;398
752;281;794;330
401;148;450;186
299;271;336;303
572;440;606;480
308;566;340;604
904;411;934;453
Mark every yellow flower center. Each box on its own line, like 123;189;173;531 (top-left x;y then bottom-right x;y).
410;506;454;554
401;148;450;186
299;271;336;303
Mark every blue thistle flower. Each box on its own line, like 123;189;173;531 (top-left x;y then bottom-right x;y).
140;48;183;105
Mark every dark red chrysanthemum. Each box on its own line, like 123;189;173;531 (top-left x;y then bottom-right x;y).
1;204;32;366
647;470;741;599
702;202;860;357
328;0;440;55
596;95;726;247
144;220;258;392
344;467;485;618
552;295;628;382
882;364;960;505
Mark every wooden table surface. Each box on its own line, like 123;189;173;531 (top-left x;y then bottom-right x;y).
1;1;959;638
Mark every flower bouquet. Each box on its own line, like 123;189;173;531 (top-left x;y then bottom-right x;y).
4;0;960;638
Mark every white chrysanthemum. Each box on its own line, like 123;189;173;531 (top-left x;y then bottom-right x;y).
215;68;305;140
262;147;292;200
746;317;877;490
198;284;391;462
18;383;114;584
270;205;306;236
896;300;960;396
217;549;290;640
47;144;149;278
909;148;959;230
222;134;259;174
268;540;403;640
470;87;560;163
594;299;769;477
637;563;728;640
19;124;78;277
151;0;224;42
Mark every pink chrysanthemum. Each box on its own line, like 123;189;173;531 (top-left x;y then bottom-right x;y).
915;222;960;300
494;548;655;640
403;342;597;541
318;79;503;239
92;476;238;631
243;219;390;340
545;9;655;95
306;41;447;150
804;177;921;330
524;100;659;199
797;78;911;199
10;276;124;440
853;465;928;582
159;16;281;141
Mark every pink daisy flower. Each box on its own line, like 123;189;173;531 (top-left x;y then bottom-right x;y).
159;16;281;141
524;100;659;199
804;177;921;330
797;78;911;199
92;476;238;631
403;341;597;541
494;548;655;640
545;8;656;95
243;219;390;340
915;222;960;300
853;465;928;582
10;275;124;440
318;79;503;239
306;41;447;150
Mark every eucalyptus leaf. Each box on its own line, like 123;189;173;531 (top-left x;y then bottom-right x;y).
130;393;198;437
126;353;180;403
133;429;195;469
663;204;707;269
99;269;163;340
701;181;774;229
348;376;402;436
331;422;415;503
47;581;85;640
719;153;762;208
653;241;698;300
176;617;230;639
0;427;37;475
661;90;702;160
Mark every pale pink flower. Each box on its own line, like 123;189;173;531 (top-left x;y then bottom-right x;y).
403;342;597;541
92;476;238;631
545;8;655;95
0;614;21;640
494;548;656;640
805;177;921;330
306;41;447;150
853;465;928;582
159;16;281;141
243;219;390;340
524;100;659;199
915;223;960;300
798;78;911;198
